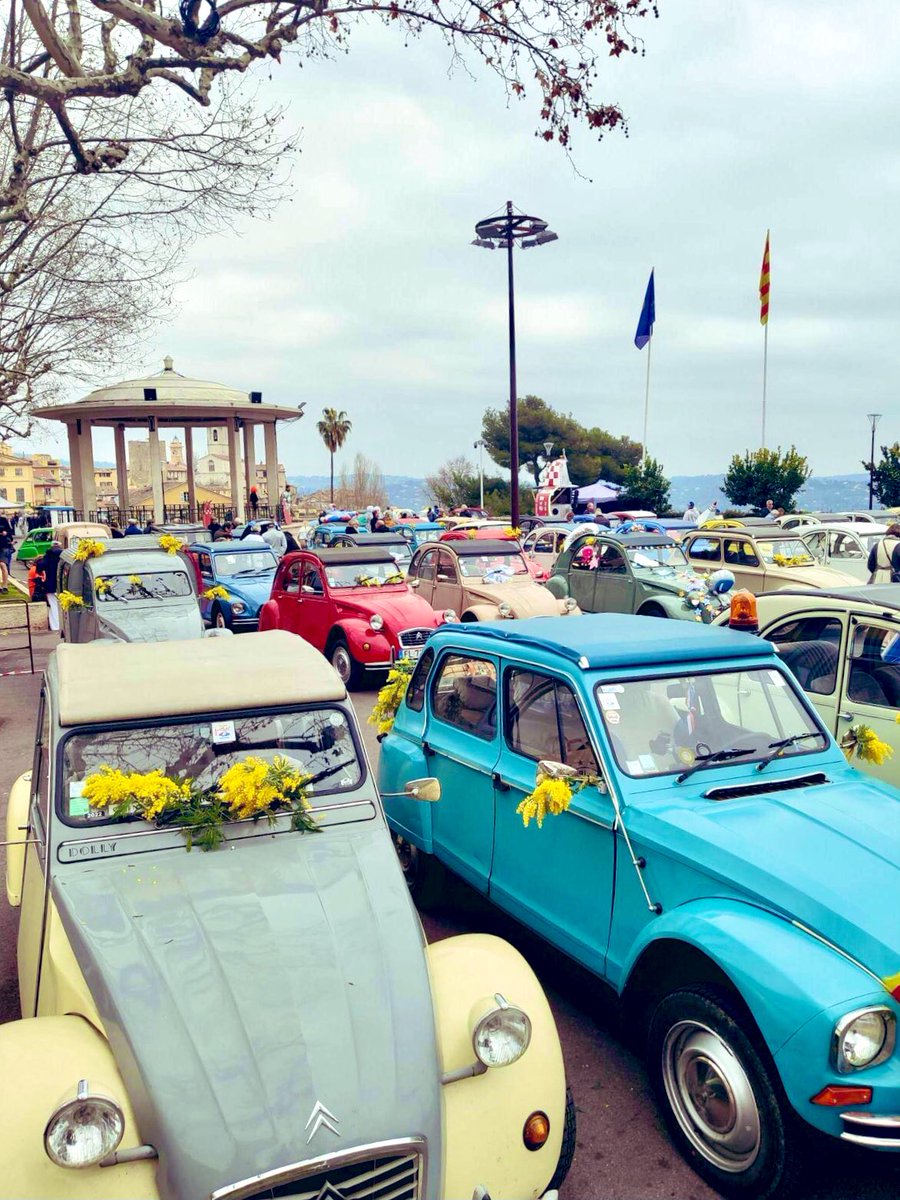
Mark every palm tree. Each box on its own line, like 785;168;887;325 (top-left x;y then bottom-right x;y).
316;408;352;503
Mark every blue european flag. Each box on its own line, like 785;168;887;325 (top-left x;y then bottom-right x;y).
634;270;655;349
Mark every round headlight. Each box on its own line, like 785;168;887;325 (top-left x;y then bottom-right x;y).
497;601;513;619
230;600;246;615
442;609;458;623
44;1082;124;1168
833;1007;896;1073
563;597;578;612
472;995;532;1068
369;613;384;631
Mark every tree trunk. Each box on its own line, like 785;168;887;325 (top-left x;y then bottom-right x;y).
330;451;334;503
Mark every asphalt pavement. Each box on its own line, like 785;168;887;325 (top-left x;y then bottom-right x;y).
0;607;898;1198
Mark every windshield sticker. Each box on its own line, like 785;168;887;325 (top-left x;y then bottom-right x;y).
600;684;624;693
598;693;620;711
605;710;620;725
676;747;696;766
211;719;237;745
68;781;90;817
626;759;642;774
329;712;346;727
638;754;656;772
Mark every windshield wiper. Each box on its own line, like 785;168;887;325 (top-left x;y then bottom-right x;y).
756;732;825;772
306;758;356;786
675;747;754;783
232;567;269;577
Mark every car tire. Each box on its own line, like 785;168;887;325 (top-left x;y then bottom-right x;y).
647;986;803;1200
393;834;445;909
212;604;231;631
547;1085;577;1192
639;603;668;618
330;635;363;689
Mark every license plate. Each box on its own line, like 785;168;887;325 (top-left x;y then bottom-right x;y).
402;645;422;661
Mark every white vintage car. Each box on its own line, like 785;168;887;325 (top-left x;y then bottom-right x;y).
2;631;573;1199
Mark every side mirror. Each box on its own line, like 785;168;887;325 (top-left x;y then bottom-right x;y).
405;777;441;802
536;760;577;781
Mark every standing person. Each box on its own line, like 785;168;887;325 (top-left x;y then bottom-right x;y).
0;516;12;592
37;539;63;631
249;486;259;517
683;501;700;524
261;522;288;557
867;523;900;583
765;499;778;520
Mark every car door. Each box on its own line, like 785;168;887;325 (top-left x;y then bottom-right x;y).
592;541;636;613
196;551;215;622
423;650;500;892
490;666;615;975
827;530;869;582
411;548;437;607
432;549;464;615
294;559;330;651
804;529;828;567
722;537;765;593
684;535;723;577
566;542;599;612
761;611;847;735
839;618;900;781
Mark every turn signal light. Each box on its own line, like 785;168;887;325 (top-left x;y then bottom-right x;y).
810;1085;873;1107
729;589;759;633
523;1110;550;1150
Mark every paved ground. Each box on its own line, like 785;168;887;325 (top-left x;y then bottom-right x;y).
0;588;897;1198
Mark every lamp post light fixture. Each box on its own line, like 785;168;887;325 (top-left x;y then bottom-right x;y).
867;413;882;510
472;201;559;527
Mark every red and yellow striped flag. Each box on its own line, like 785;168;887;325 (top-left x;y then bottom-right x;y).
759;230;771;326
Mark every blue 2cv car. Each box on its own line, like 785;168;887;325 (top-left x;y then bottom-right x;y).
379;614;900;1199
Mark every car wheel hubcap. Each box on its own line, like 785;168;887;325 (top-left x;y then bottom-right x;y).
394;836;418;890
215;611;226;628
662;1021;761;1173
332;645;351;682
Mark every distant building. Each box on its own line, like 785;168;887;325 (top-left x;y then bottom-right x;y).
0;442;70;507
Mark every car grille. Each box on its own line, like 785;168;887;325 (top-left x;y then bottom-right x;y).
212;1143;424;1200
398;628;432;649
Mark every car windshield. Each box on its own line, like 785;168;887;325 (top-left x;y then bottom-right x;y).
326;561;406;588
626;543;689;573
752;538;815;566
457;551;529;578
213;550;278;577
383;541;412;566
595;668;825;778
61;707;363;826
95;571;193;602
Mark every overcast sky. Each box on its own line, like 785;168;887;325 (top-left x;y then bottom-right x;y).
16;0;900;482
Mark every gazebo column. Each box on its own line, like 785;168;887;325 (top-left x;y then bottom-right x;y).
147;420;165;524
114;424;130;515
184;427;197;518
78;421;97;519
242;422;255;513
66;422;84;515
264;423;280;521
227;419;245;522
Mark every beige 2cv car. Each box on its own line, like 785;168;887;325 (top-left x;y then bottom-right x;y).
2;631;573;1200
407;540;580;622
681;528;858;593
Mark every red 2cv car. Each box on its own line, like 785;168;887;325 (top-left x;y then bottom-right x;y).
259;546;450;686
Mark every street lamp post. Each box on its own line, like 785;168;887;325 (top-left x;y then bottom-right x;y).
473;439;485;510
472;201;559;527
867;413;882;510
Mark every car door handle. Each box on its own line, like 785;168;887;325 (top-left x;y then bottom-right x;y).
492;772;510;792
422;741;433;756
838;712;853;721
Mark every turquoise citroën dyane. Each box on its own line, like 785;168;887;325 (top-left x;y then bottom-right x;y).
378;613;900;1200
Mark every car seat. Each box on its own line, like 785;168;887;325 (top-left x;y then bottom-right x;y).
777;640;838;693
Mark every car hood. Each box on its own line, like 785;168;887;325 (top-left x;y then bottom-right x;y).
219;573;275;609
464;577;562;616
761;563;859;589
97;603;203;642
638;772;900;984
334;589;439;629
52;829;442;1200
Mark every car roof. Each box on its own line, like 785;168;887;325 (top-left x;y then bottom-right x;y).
60;543;191;573
690;528;805;540
430;612;772;670
50;629;346;726
305;547;398;565
429;539;524;556
804;522;885;535
765;585;900;612
596;533;674;548
335;533;407;544
203;537;273;552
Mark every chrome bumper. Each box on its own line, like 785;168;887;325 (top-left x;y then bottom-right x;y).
840;1111;900;1149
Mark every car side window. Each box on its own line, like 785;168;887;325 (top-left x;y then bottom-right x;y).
417;550;436;581
534;533;555;554
432;654;497;740
596;544;627;573
406;647;435;712
767;615;842;695
198;553;213;576
437;551;458;581
848;624;900;708
301;562;324;594
505;669;600;774
724;540;759;567
80;568;94;607
829;532;863;559
687;537;722;563
281;561;300;594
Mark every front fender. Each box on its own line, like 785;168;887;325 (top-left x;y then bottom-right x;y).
0;1015;159;1199
461;604;501;623
544;573;568;599
622;899;884;1056
428;934;566;1200
378;732;433;851
335;619;392;662
637;593;688;619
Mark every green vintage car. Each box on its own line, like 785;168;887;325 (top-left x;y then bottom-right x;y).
544;529;734;622
15;528;52;562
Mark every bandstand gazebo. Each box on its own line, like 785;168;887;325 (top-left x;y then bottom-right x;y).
39;358;303;524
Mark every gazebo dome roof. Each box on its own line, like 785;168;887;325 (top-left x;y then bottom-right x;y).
38;357;302;427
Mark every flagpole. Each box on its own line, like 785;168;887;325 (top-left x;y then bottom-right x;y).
761;321;768;448
642;330;652;464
